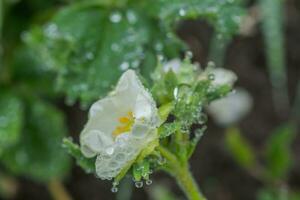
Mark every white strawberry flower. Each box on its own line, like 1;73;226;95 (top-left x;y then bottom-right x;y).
80;70;160;180
207;88;253;126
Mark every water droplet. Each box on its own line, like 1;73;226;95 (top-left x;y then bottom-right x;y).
179;8;186;16
44;23;59;38
111;43;121;52
111;186;118;193
106;147;114;155
198;114;207;124
119;62;130;71
85;52;94;60
131;60;140;68
126;10;137;24
207;61;216;68
112;181;119;187
217;34;223;40
110;12;122;23
157;55;164;62
135;181;143;188
208;74;215;81
65;96;76;106
173;87;179;99
146;179;152;185
185;51;193;59
158;157;166;165
155;42;163;51
20;31;29;41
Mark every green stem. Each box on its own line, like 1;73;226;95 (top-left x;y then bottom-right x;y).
157;146;206;200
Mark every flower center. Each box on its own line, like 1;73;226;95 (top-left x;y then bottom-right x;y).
112;111;134;137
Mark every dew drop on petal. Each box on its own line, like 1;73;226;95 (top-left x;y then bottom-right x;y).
106;147;114;155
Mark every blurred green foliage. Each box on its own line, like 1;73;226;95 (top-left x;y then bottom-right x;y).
226;123;297;200
24;0;244;106
1;99;70;182
0;0;71;185
0;92;23;155
225;127;256;169
265;124;296;180
260;0;289;113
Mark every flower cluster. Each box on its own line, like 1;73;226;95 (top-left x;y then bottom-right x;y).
64;57;237;190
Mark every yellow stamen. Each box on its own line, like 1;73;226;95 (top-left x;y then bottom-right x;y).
112;111;134;137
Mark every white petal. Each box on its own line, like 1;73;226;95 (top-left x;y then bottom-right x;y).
81;130;113;157
134;93;152;120
211;68;237;87
116;70;159;126
95;138;139;180
207;88;253;126
131;121;152;138
95;130;157;180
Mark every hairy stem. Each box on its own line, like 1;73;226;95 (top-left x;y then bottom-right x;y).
157;146;206;200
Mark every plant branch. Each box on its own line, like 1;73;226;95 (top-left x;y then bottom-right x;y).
157;146;206;200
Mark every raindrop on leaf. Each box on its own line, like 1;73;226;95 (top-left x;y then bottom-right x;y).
110;12;122;23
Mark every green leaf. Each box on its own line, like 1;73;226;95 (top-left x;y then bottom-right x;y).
0;92;23;155
0;99;70;182
62;138;95;174
10;47;57;97
152;70;178;104
25;5;168;106
225;127;256;169
147;0;245;39
158;102;174;124
265;124;296;180
260;0;289;111
158;122;180;138
187;126;206;158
